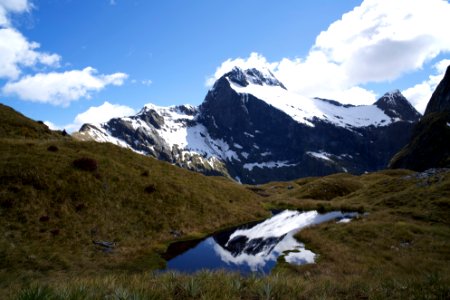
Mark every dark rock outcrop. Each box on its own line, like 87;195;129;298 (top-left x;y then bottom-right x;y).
390;66;450;171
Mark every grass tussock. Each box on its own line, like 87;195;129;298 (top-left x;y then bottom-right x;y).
14;271;449;300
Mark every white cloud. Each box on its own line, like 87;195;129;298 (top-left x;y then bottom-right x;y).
43;120;59;130
73;101;135;126
402;59;450;114
0;28;61;79
0;0;30;26
3;67;128;106
207;0;450;107
315;0;450;84
0;1;60;80
0;0;129;110
46;101;136;132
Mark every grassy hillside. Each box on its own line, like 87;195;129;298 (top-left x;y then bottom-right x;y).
1;104;449;299
260;170;450;295
0;104;268;297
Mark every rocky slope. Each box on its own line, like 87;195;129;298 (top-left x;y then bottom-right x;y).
390;65;450;170
75;67;421;184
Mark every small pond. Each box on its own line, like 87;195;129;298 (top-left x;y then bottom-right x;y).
162;210;358;274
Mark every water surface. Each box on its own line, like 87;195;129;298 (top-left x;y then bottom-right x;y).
163;210;357;274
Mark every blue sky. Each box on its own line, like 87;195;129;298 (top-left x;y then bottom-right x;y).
1;0;449;131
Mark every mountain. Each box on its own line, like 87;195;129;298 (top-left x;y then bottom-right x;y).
389;65;450;170
75;67;421;184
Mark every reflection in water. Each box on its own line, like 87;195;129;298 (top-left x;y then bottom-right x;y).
165;210;357;274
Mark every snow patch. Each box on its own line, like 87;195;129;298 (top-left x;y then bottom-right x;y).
244;161;296;171
307;151;333;162
229;80;393;128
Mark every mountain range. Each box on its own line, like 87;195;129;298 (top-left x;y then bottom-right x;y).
75;67;421;184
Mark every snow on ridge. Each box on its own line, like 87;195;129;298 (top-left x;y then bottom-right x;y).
307;151;333;162
243;160;297;171
80;124;137;152
382;90;402;105
89;101;240;165
228;80;393;128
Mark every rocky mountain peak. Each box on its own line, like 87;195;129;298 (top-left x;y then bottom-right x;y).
224;67;286;89
374;90;421;122
75;66;421;184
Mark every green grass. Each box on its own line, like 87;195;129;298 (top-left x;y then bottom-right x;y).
0;104;269;298
13;271;449;300
1;103;449;299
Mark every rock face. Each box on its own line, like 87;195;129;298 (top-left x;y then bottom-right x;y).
424;66;450;115
389;66;450;171
76;67;420;184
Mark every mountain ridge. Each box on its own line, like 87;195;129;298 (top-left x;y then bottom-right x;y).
76;67;421;184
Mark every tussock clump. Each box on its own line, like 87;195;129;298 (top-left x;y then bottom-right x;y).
47;145;58;152
144;184;156;194
73;157;98;172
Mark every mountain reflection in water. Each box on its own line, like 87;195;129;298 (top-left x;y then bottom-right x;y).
165;210;357;274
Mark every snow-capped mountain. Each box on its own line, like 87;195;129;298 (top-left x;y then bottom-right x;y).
75;67;421;184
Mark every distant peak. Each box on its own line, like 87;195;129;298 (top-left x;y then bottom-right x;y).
375;90;421;121
385;89;401;95
224;67;286;89
377;90;408;106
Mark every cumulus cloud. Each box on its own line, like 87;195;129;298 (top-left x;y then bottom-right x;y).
206;0;450;107
0;0;129;108
0;1;60;79
0;28;61;79
0;0;30;26
3;67;128;106
315;0;450;84
402;59;450;114
46;101;136;132
73;101;135;127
